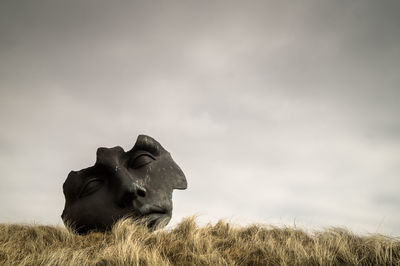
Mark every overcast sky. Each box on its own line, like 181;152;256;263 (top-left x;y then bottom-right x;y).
1;0;399;235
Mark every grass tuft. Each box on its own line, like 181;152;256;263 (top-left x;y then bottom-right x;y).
0;217;399;265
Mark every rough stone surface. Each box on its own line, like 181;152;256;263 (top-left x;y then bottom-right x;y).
61;135;187;234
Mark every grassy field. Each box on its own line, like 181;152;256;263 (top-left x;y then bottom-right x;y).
0;217;399;265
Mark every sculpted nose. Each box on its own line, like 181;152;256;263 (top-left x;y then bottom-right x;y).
117;173;147;207
132;183;147;198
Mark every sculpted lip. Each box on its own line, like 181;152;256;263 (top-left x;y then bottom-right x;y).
138;204;168;216
136;204;171;228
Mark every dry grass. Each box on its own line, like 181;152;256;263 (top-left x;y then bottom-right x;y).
0;217;399;265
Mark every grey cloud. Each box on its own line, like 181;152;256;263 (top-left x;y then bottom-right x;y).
1;0;399;235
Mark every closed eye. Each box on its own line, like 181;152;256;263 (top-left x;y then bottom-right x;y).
79;178;103;198
129;153;155;169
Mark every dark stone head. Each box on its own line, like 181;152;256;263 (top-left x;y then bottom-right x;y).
61;135;187;234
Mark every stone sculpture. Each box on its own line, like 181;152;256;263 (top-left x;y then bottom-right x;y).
61;135;187;234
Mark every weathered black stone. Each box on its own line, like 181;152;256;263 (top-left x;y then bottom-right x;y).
61;135;187;234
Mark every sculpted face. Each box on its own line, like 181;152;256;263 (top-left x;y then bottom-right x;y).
61;135;187;234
